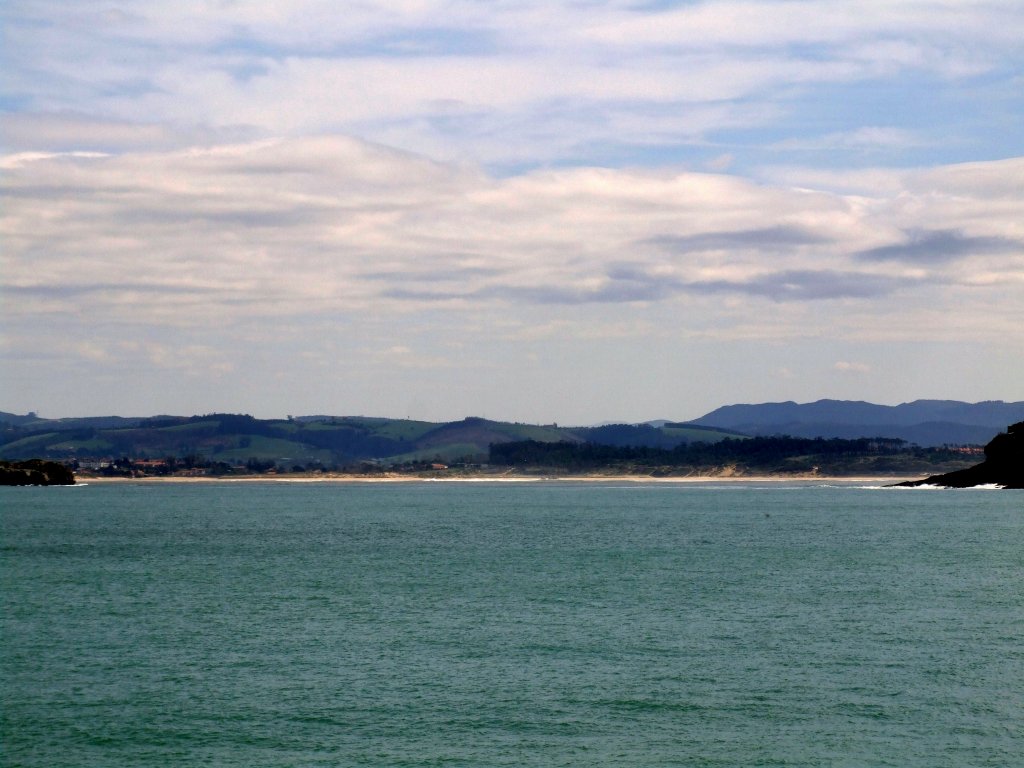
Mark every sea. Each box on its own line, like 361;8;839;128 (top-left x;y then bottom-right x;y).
2;481;1021;767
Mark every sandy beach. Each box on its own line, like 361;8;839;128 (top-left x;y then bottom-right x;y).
76;473;917;485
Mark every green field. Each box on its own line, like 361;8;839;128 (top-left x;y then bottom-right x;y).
386;443;489;464
209;436;335;466
660;425;746;443
0;433;62;458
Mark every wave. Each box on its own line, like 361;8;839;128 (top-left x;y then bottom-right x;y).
879;482;1006;491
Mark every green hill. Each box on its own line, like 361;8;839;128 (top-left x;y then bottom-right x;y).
0;411;741;469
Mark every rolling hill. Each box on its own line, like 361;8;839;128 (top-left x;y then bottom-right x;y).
4;400;1011;469
0;412;740;468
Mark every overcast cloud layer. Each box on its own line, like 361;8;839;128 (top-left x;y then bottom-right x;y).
2;1;1022;422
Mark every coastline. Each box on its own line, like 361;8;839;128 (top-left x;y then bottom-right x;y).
76;473;917;485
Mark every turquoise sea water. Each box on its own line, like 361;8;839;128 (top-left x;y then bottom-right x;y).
2;482;1022;767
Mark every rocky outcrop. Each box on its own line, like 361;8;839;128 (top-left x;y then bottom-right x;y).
895;422;1023;489
0;459;76;486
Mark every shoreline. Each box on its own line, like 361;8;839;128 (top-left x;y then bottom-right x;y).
76;473;918;485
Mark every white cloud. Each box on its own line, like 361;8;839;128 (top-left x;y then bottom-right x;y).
834;361;872;374
4;0;1021;164
584;1;1023;50
3;136;1021;346
773;127;928;152
0;113;257;153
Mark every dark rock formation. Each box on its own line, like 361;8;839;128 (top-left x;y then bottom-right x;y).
0;459;76;486
894;422;1023;489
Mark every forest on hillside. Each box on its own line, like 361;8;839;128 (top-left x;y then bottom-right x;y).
489;436;977;476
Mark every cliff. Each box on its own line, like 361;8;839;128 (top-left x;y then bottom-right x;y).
0;460;76;486
895;422;1023;489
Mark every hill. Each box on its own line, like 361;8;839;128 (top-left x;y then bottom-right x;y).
686;399;1024;446
0;412;740;469
2;403;1005;475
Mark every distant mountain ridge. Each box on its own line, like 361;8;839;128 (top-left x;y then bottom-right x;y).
686;399;1024;446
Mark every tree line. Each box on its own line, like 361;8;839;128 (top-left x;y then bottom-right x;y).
488;436;940;474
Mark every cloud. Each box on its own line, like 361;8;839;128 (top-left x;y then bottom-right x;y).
647;226;832;254
856;229;1022;263
4;0;1021;168
0;113;257;153
3;137;1021;343
582;1;1024;50
363;266;503;284
772;127;927;152
834;361;872;374
373;344;453;369
704;154;735;172
685;270;908;302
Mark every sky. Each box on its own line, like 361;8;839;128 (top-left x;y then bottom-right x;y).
2;0;1022;424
